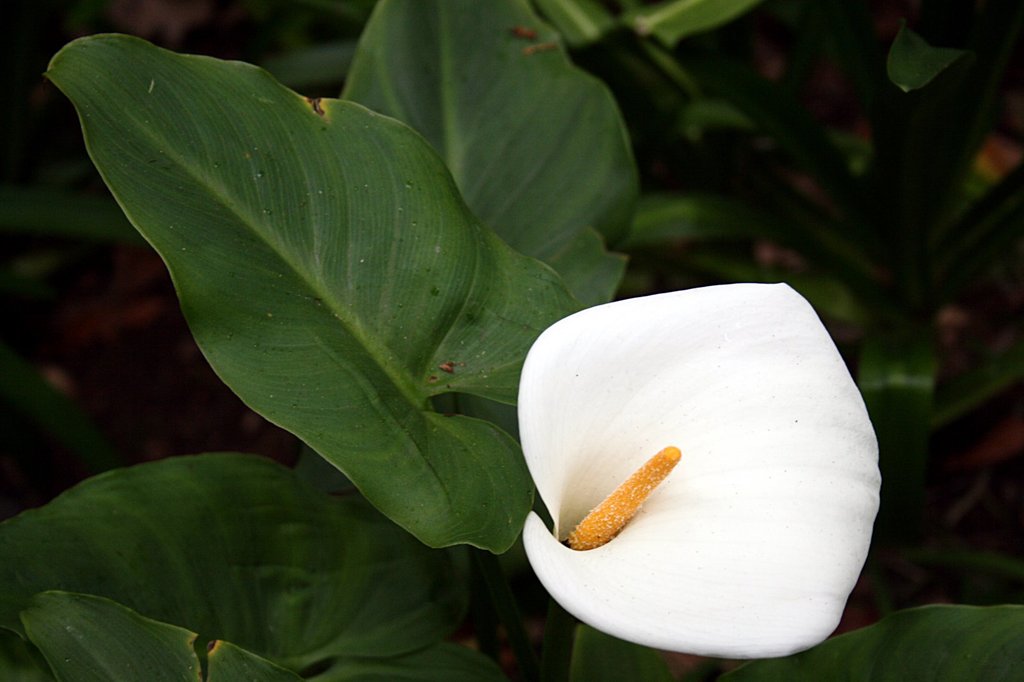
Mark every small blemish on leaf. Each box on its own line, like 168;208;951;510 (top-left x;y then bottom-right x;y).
307;97;325;117
439;361;456;374
511;25;537;40
523;42;558;56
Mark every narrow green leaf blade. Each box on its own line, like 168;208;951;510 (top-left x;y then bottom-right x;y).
887;22;970;93
933;336;1024;427
858;330;937;541
0;454;465;669
624;193;759;246
936;161;1024;301
0;339;122;474
628;0;767;45
343;0;636;304
48;34;576;550
569;625;672;682
260;41;357;91
817;0;885;110
0;185;143;245
532;0;615;47
22;592;200;682
682;250;872;325
681;58;873;244
723;605;1024;681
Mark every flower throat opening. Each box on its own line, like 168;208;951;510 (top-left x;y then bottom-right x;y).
567;446;681;551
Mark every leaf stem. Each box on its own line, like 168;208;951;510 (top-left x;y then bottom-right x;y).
473;550;540;682
468;548;501;664
540;598;577;682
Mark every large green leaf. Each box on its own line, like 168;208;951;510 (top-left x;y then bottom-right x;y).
723;605;1024;681
569;626;672;682
0;454;464;670
343;0;635;306
22;592;306;682
22;592;200;682
48;34;578;550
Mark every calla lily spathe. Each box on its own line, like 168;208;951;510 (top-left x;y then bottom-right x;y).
519;284;880;659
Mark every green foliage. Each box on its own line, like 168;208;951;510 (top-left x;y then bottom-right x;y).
886;22;970;93
0;454;465;672
0;339;122;474
616;0;1024;540
858;331;936;541
310;643;507;681
48;33;579;551
22;592;205;682
344;0;635;306
569;626;673;682
531;0;614;47
724;605;1024;681
0;185;141;245
628;0;768;45
3;0;1022;678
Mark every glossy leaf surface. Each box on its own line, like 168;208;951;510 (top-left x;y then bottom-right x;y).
0;454;464;670
724;605;1024;681
48;34;578;549
22;592;200;682
23;592;307;682
344;0;635;305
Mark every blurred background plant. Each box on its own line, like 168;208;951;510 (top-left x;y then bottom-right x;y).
2;0;1022;677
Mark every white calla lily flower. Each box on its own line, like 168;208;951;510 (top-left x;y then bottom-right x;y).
519;284;879;659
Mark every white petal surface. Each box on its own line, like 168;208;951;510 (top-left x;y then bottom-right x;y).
519;284;879;658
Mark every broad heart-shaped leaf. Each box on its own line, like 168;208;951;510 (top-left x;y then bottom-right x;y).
48;34;578;550
723;605;1024;681
22;592;303;682
343;0;636;306
0;454;465;671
